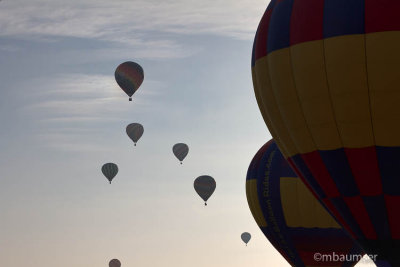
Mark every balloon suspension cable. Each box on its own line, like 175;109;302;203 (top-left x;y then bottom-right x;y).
129;97;132;101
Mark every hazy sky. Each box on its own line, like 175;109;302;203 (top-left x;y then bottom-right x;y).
0;1;374;266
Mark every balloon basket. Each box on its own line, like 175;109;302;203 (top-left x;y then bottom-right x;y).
129;97;132;101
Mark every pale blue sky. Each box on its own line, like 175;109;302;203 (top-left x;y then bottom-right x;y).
0;1;374;266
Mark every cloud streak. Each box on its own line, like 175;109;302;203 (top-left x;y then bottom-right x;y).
0;0;266;43
21;73;163;151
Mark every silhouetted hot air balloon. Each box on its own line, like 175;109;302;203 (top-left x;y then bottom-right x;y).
194;175;216;206
246;140;364;267
109;259;121;267
115;61;144;101
241;232;251;246
102;163;118;184
252;1;400;265
126;123;144;146
172;143;189;164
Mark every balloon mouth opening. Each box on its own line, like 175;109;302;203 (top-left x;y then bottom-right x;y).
129;97;132;101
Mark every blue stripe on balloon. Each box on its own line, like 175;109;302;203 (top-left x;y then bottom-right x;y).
330;196;364;239
376;146;400;195
267;0;294;53
363;195;391;240
319;148;360;197
323;0;365;38
290;154;327;199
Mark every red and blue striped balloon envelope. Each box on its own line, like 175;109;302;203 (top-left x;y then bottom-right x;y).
246;140;365;267
251;0;400;265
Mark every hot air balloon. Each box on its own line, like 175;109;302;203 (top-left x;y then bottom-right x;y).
115;61;144;101
246;140;365;267
251;1;400;265
173;143;189;164
109;259;121;267
126;123;144;146
241;232;251;246
102;163;118;184
194;175;216;206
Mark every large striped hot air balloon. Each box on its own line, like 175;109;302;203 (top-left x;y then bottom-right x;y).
251;1;400;265
115;61;144;101
246;140;365;267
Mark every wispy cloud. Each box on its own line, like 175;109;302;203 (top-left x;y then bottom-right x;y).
21;73;163;151
0;0;266;43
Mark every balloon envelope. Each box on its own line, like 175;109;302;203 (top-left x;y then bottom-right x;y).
102;163;118;184
194;175;216;205
109;259;121;267
251;1;400;265
173;143;189;163
115;61;144;101
241;232;251;245
246;140;364;267
126;123;144;145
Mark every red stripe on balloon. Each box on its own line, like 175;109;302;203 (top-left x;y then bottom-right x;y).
365;0;400;33
345;147;383;196
344;196;378;240
290;0;324;45
255;9;274;60
322;198;357;239
385;195;400;239
301;151;341;198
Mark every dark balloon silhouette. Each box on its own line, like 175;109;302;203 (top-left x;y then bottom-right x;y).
241;232;251;246
102;163;118;184
194;175;216;206
115;61;144;101
126;123;144;146
109;259;121;267
172;143;189;164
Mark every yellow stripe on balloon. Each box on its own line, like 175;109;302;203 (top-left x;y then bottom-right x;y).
280;177;340;228
268;48;317;154
291;40;342;150
246;180;268;227
324;34;374;148
252;59;299;158
367;31;400;146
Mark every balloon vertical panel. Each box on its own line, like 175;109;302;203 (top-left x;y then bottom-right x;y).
252;0;400;265
246;140;364;267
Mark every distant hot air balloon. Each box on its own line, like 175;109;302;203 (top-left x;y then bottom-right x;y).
246;140;364;267
102;163;118;184
241;232;251;246
126;123;144;146
194;175;216;206
172;143;189;164
109;259;121;267
115;61;144;101
251;1;400;265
